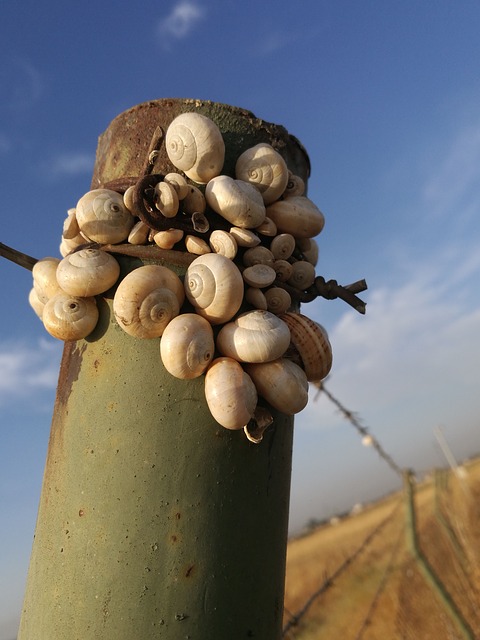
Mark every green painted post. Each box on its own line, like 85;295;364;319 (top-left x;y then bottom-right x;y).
18;99;310;640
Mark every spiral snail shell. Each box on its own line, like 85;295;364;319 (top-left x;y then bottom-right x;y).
216;310;291;363
184;253;244;325
165;113;225;184
160;313;214;379
280;312;332;382
113;265;184;338
204;357;257;430
56;248;120;297
76;189;134;244
42;292;99;341
32;257;62;303
235;143;289;205
244;358;309;415
266;196;325;239
205;175;266;229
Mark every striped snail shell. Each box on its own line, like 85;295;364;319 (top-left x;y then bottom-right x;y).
280;312;332;381
235;143;289;205
165;112;225;184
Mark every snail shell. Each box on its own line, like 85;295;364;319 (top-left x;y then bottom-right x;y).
164;172;190;200
29;287;45;319
280;312;332;381
32;257;62;303
76;189;134;244
153;228;184;250
284;173;305;197
244;358;308;415
128;220;150;245
296;237;319;266
185;235;211;255
62;210;80;239
216;310;290;363
242;264;276;288
229;226;260;248
42;292;99;341
270;233;296;260
165;112;225;184
154;181;179;218
205;175;266;229
204;357;257;430
209;230;238;260
182;184;207;215
235;143;289;205
56;248;120;297
287;261;316;290
254;217;277;237
266;196;325;239
264;287;292;315
273;259;293;282
113;265;184;338
242;246;275;267
245;286;268;310
123;186;136;213
160;313;214;379
184;253;244;325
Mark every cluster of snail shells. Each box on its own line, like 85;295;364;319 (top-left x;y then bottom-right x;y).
29;111;333;440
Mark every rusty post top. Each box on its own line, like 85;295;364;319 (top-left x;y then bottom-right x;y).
91;98;311;189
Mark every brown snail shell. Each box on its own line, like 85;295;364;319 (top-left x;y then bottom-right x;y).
42;292;99;341
205;175;266;229
280;312;332;381
76;188;134;244
235;143;289;205
160;313;214;379
244;358;308;415
56;248;120;297
113;265;184;338
216;310;290;363
165;112;225;184
204;357;257;430
184;253;244;325
266;196;325;239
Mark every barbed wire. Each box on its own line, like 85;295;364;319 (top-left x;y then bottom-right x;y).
314;381;404;477
282;498;402;637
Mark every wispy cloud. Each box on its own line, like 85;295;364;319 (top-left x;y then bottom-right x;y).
0;57;43;113
157;0;206;47
45;152;94;180
0;339;61;407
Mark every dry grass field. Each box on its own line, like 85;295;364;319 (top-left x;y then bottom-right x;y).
283;458;480;639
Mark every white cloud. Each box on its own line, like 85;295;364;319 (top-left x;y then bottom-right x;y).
157;0;205;46
46;152;94;179
0;339;62;407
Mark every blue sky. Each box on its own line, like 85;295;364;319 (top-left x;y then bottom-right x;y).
1;1;480;636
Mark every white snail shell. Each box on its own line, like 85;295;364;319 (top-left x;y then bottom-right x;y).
216;310;291;363
128;220;150;245
113;265;184;338
154;181;179;218
56;248;120;297
245;286;268;310
205;175;266;229
264;287;292;315
164;172;190;200
62;210;80;239
273;259;293;282
235;143;289;205
296;237;319;266
280;312;333;382
185;235;211;255
270;233;296;260
284;173;305;197
184;253;244;325
242;264;276;288
42;292;99;341
204;357;257;430
209;230;238;260
123;186;136;213
160;313;214;379
182;184;207;215
242;246;275;267
266;196;325;239
165;113;225;184
244;358;308;415
76;189;134;244
153;228;184;250
32;257;62;303
28;287;45;319
229;227;261;248
287;260;316;290
254;217;277;237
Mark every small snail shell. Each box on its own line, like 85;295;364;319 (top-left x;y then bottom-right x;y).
42;292;99;341
153;228;184;250
29;287;45;319
229;227;260;248
128;220;150;245
165;112;225;184
205;176;266;229
216;310;290;363
235;143;289;205
185;235;211;255
182;184;206;215
296;237;319;266
273;259;293;282
123;186;136;213
287;261;316;290
244;358;308;415
209;230;237;260
76;189;134;244
59;233;86;257
204;357;257;430
164;172;189;200
254;217;277;237
284;173;305;197
245;287;268;310
160;313;214;379
265;287;291;315
113;265;184;338
32;257;61;303
242;246;275;267
266;196;325;239
270;233;296;260
242;264;276;288
280;312;332;382
62;210;80;239
56;249;120;297
154;181;179;218
184;253;244;325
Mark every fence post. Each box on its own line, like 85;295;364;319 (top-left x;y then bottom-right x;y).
17;99;311;640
